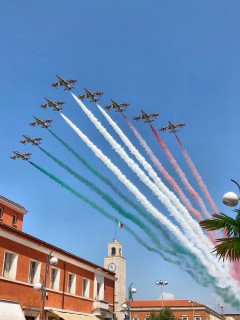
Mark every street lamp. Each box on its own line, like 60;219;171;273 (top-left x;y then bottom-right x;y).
34;252;58;320
217;302;224;316
222;179;240;207
121;283;137;320
188;300;197;320
155;280;168;308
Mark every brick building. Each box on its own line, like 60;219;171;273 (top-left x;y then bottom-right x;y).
0;195;115;320
129;300;224;320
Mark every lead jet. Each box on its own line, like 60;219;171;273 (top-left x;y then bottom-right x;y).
51;75;77;91
133;110;159;123
11;151;31;160
20;135;42;146
104;99;129;112
159;121;185;133
78;88;103;102
29;116;53;128
41;98;65;111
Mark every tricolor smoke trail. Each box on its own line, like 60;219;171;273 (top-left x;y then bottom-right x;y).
60;112;240;305
121;113;203;222
38;146;180;259
71;94;214;261
175;134;218;214
150;125;210;219
29;161;216;284
48;129;172;241
98;105;214;251
28;161;174;262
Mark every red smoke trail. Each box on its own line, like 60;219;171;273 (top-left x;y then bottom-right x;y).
151;125;211;219
175;134;218;214
122;114;203;222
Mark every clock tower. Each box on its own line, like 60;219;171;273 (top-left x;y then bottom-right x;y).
104;238;126;320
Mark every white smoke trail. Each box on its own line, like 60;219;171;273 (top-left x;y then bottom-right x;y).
72;94;213;259
97;106;235;279
98;105;213;251
60;112;240;299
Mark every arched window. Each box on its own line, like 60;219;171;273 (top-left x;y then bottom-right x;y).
111;247;116;256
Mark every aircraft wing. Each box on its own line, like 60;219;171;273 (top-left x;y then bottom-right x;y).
92;91;103;96
51;81;61;88
176;123;185;128
133;115;143;121
104;105;112;110
78;94;87;100
159;126;168;132
149;113;159;118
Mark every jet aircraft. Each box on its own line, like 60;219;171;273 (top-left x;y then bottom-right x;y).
78;88;103;102
104;99;129;112
29;117;53;128
159;121;186;133
41;98;65;111
133;110;159;123
51;75;77;91
11;151;31;160
20;135;42;146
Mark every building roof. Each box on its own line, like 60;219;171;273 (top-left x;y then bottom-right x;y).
130;300;204;308
0;195;27;214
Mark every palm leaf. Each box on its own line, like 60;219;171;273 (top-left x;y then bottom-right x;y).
200;212;240;237
212;237;240;261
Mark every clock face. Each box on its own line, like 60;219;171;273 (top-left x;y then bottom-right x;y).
108;263;116;272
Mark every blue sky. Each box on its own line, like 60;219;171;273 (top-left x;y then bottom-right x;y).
1;0;240;314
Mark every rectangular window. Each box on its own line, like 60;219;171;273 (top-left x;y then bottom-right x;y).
12;214;17;225
97;282;101;299
50;268;60;290
28;260;40;284
67;273;76;294
0;208;3;218
3;251;18;279
182;317;188;320
133;316;139;320
82;278;90;298
194;317;201;320
96;282;103;300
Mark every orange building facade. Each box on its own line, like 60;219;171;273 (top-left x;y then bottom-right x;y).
129;300;224;320
0;195;115;320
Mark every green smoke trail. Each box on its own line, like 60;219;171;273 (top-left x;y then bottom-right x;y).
48;129;186;255
38;146;176;257
39;146;216;282
28;161;220;296
28;161;178;264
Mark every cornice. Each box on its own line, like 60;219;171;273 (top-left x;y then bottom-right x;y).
0;196;27;214
0;229;115;281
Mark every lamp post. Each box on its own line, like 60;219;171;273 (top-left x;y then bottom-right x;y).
121;283;137;320
217;302;224;316
34;252;58;320
155;280;168;309
188;300;197;320
222;179;240;207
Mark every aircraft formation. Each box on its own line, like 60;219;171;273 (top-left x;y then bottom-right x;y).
12;75;240;309
11;74;185;160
